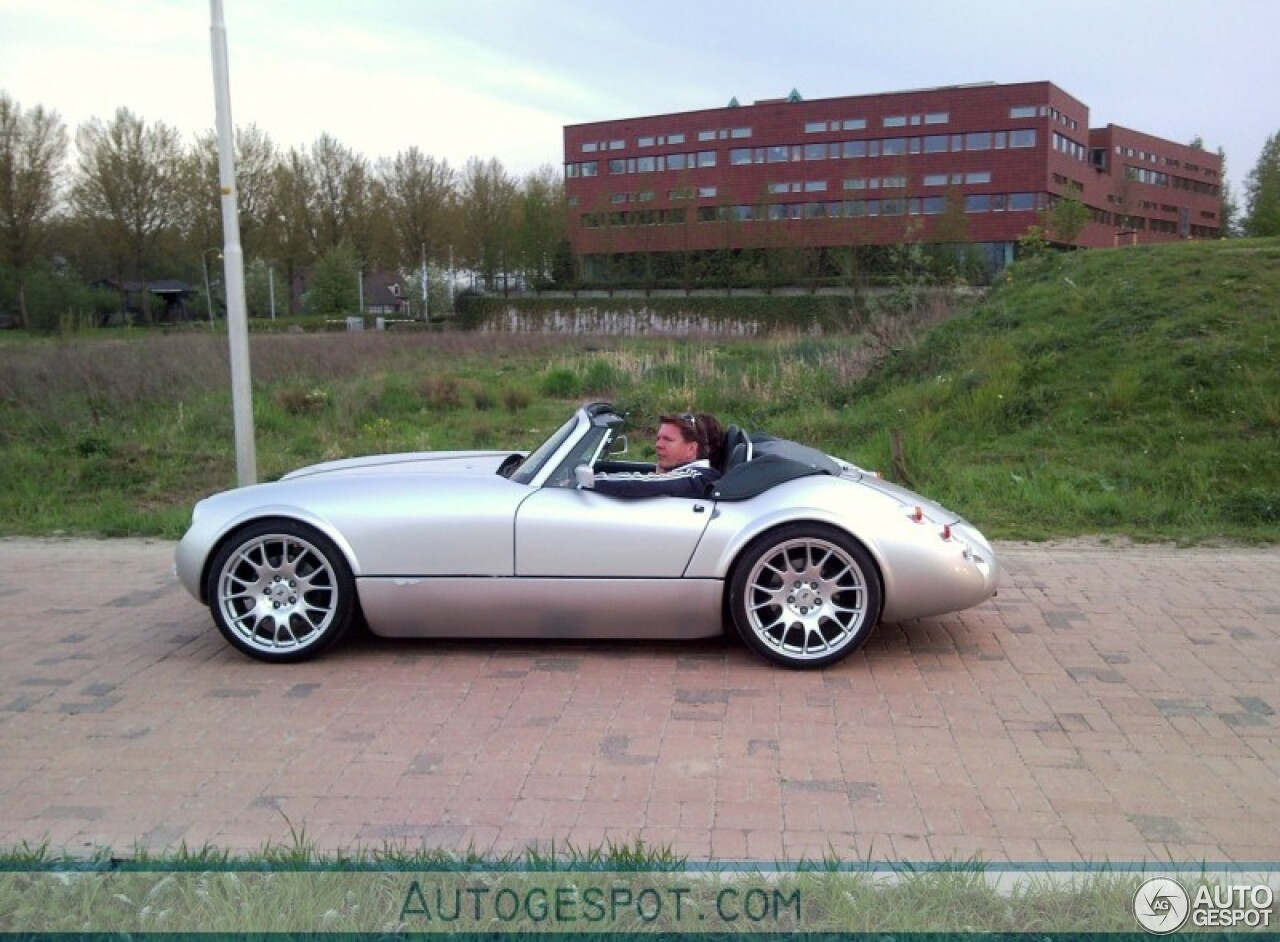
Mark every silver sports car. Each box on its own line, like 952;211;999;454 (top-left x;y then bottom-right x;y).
175;402;998;669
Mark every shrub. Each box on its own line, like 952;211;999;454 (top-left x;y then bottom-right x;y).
419;374;461;409
501;386;532;412
274;387;330;416
539;367;581;398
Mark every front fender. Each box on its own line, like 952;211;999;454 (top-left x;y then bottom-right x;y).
175;496;362;604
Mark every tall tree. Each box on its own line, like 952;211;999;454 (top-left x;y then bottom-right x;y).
310;134;372;259
457;157;517;289
0;92;68;328
377;146;456;270
178;124;280;291
1243;131;1280;238
71;107;184;322
514;164;566;287
268;147;318;313
1217;147;1240;237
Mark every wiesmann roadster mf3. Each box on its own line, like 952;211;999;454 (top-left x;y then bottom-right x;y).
175;402;998;669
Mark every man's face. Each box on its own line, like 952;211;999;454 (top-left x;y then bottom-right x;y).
654;421;699;471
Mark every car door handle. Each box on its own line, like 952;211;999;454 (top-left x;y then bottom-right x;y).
693;504;706;513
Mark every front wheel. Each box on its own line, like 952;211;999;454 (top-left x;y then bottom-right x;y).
729;524;881;669
206;520;356;663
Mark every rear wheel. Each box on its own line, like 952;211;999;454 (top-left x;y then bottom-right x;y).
206;520;355;663
729;523;881;669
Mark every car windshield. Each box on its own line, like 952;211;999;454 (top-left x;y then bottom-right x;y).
542;424;613;488
508;414;580;486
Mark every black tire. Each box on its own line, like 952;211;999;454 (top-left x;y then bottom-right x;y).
728;523;882;669
205;519;356;663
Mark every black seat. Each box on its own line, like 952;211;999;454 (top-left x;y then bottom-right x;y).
719;425;752;473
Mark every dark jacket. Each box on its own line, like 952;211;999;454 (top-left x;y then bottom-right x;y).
591;459;721;499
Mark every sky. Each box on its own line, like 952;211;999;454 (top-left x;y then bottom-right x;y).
1;0;1277;200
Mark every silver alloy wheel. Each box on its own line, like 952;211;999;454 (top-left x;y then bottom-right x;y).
214;531;340;655
741;535;870;662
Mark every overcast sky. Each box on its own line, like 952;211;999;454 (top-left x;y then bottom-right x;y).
2;0;1277;198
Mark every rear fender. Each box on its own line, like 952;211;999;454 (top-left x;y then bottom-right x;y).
692;503;892;603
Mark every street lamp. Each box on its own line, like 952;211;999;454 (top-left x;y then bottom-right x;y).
202;247;222;329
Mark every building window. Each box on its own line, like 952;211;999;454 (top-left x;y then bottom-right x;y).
842;140;867;158
637;136;655;148
697;151;717;168
667;133;685;145
1009;106;1037;118
581;142;599;153
883;115;907;127
731;127;752;138
922;196;947;214
924;112;949;125
667;153;687;170
804;142;827;160
923;135;948;153
965;194;990;212
843;178;867;190
1008;192;1036;211
965;171;991;184
966;131;991;151
698;186;717;198
881;138;907;156
882;175;906;189
636;156;656;172
730;148;754;165
609;140;625;150
842;118;866;130
581;161;598;177
803;180;828;192
767;145;791;163
923;174;949;186
805;121;827;133
1009;129;1036;148
881;198;905;216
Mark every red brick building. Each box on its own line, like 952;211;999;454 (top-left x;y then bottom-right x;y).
563;81;1223;280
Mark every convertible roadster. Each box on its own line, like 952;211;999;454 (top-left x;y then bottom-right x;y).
175;402;998;669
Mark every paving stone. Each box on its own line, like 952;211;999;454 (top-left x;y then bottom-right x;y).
0;537;1277;864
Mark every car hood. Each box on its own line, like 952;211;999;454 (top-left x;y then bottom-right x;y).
282;450;519;480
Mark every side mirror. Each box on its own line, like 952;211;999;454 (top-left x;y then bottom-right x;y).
608;434;628;456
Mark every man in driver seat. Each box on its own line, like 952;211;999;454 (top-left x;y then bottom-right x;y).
577;412;721;499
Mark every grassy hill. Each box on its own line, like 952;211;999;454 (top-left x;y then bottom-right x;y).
0;238;1276;542
833;238;1280;540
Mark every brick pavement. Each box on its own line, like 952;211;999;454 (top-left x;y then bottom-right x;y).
0;537;1276;863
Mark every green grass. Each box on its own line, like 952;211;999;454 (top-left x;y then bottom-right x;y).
1;237;1277;542
2;838;1237;934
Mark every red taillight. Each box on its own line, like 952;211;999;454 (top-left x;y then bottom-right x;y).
910;506;924;523
941;524;952;540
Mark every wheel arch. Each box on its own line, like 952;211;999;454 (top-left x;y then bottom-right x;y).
720;516;888;625
197;510;361;605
